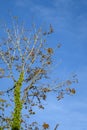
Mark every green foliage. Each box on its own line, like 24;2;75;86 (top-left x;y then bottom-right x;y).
12;71;24;130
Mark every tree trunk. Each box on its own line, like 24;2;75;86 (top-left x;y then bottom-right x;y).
12;71;24;130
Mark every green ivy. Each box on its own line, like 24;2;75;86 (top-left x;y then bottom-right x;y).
12;71;24;130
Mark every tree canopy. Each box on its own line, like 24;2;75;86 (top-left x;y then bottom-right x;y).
0;18;78;130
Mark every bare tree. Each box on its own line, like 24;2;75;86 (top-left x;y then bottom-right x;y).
0;18;77;130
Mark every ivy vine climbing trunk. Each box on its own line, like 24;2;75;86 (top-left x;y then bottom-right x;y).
12;71;24;130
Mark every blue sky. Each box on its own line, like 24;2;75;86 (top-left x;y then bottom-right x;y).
0;0;87;130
